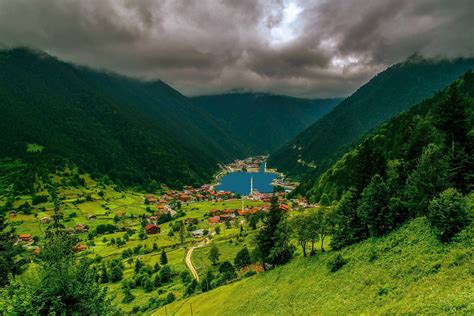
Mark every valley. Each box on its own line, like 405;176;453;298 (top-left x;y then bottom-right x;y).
0;12;473;314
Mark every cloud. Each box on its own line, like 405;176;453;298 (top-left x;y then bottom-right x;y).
0;0;472;98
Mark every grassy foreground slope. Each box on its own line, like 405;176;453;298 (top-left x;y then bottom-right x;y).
154;218;473;315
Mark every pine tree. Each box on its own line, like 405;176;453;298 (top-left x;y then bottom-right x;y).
357;174;394;237
256;196;294;269
208;244;220;265
234;246;251;269
330;188;364;249
160;249;168;265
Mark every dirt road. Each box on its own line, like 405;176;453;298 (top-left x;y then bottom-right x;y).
185;238;209;281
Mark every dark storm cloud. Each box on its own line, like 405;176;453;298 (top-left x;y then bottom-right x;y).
0;0;472;98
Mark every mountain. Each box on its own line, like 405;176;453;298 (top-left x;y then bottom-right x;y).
154;217;473;315
0;48;247;189
191;93;341;154
268;57;474;182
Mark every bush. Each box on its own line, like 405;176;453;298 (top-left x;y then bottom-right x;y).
428;188;469;242
327;254;348;272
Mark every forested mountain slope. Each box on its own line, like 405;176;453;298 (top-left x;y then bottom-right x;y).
0;48;247;189
192;93;341;153
304;72;473;250
268;57;474;180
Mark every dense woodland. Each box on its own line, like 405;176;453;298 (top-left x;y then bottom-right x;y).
269;57;474;184
192;93;340;153
0;48;248;191
306;72;473;248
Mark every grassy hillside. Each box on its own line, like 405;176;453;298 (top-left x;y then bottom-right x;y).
0;48;246;190
192;93;341;153
269;57;474;182
154;218;474;315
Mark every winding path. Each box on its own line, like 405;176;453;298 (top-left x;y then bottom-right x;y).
185;238;209;281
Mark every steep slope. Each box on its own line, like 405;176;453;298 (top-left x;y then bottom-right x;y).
192;93;341;153
308;72;474;204
0;48;246;189
154;218;473;315
268;57;474;180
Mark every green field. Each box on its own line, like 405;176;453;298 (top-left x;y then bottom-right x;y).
153;218;474;315
1;171;271;314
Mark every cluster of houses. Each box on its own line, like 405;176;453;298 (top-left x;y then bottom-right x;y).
207;205;266;225
224;156;267;172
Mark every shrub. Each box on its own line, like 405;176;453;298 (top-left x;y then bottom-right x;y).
327;254;348;272
428;188;469;242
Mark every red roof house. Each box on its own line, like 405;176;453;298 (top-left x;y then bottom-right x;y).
145;224;160;235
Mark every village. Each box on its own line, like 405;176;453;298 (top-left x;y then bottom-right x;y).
3;157;313;313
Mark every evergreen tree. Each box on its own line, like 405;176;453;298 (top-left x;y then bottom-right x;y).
357;174;394;237
0;214;24;286
208;244;220;265
405;144;450;215
122;286;135;304
160;249;168;265
330;189;364;249
256;196;294;269
234;246;252;269
159;265;172;283
1;233;115;315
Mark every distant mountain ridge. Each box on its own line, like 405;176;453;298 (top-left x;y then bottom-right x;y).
0;48;248;189
268;57;474;184
192;93;341;153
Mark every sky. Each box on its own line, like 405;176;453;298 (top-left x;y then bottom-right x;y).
0;0;472;98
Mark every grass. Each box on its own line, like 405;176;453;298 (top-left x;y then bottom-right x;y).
26;143;44;153
152;218;474;315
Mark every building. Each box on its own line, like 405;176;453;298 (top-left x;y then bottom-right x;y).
191;229;205;238
73;244;88;252
18;234;33;242
208;216;220;224
145;224;160;235
40;216;51;224
146;195;158;204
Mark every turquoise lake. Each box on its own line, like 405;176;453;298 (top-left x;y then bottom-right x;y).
215;163;277;195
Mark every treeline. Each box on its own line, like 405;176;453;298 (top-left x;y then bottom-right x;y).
306;72;474;248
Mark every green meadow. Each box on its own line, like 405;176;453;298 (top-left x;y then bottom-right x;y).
153;218;474;315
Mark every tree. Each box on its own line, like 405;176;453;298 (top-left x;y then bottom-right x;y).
109;264;123;283
330;189;365;249
143;276;154;292
405;144;450;215
100;264;109;283
428;188;470;242
290;214;312;257
306;210;321;254
160;249;168;265
159;265;172;283
1;233;115;315
357;174;394;237
184;279;198;297
256;196;294;269
134;258;144;274
218;261;236;282
208;244;220;265
122;286;135;304
234;246;251;269
248;215;258;230
0;214;24;286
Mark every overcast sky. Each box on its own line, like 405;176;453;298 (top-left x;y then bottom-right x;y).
0;0;472;98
